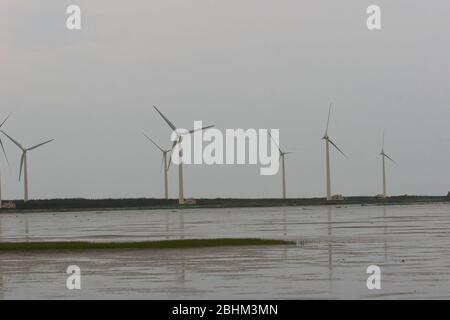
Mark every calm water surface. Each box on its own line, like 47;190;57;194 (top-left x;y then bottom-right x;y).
0;203;449;299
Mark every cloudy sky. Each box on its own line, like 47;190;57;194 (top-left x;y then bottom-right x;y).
0;0;449;200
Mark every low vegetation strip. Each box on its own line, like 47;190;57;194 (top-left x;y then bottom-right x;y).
1;195;447;213
0;238;295;251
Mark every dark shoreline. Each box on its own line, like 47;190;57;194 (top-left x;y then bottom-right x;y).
0;195;448;214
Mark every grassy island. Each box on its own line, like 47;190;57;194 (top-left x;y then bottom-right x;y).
0;238;295;252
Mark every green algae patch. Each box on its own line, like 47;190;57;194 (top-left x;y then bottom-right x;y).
0;238;295;252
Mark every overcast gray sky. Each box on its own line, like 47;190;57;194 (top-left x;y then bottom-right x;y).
0;0;449;200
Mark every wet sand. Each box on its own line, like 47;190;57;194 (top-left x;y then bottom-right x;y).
1;203;450;299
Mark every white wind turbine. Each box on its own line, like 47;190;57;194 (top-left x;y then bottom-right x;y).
143;133;171;200
322;104;347;201
0;115;11;207
153;105;214;205
380;130;396;198
268;130;293;199
1;131;54;202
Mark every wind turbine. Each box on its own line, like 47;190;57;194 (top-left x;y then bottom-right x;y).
143;133;170;200
153;105;214;205
268;130;293;199
322;104;347;201
380;130;396;198
1;131;54;202
0;115;11;207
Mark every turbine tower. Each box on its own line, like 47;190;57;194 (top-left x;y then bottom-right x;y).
322;104;347;201
153;106;213;205
268;130;293;199
143;133;170;200
1;131;54;202
0;115;11;207
380;131;396;198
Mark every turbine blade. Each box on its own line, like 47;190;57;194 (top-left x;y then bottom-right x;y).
1;131;24;150
382;129;385;152
153;105;177;131
19;153;25;181
27;139;54;151
384;153;397;164
171;139;178;150
325;103;332;136
187;125;215;135
143;133;164;152
328;139;347;158
0;138;9;166
268;130;282;154
0;114;11;128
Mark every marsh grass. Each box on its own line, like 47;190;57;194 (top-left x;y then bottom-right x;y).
0;238;295;252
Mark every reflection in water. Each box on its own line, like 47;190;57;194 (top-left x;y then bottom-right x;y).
24;215;31;299
384;207;388;262
0;262;3;300
1;204;450;299
25;215;29;242
327;207;333;287
163;211;185;240
175;256;186;285
165;211;169;240
164;211;186;288
179;211;184;240
282;207;287;259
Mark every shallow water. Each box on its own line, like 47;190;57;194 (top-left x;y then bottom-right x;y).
0;203;449;299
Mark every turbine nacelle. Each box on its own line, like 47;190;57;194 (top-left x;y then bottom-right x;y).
324;136;347;158
153;105;214;205
380;131;397;164
322;104;347;158
381;151;397;164
143;133;171;172
267;129;293;199
268;129;293;157
1;130;54;181
153;105;214;169
322;103;347;200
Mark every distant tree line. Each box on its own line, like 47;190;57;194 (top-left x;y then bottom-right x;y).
2;195;448;211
